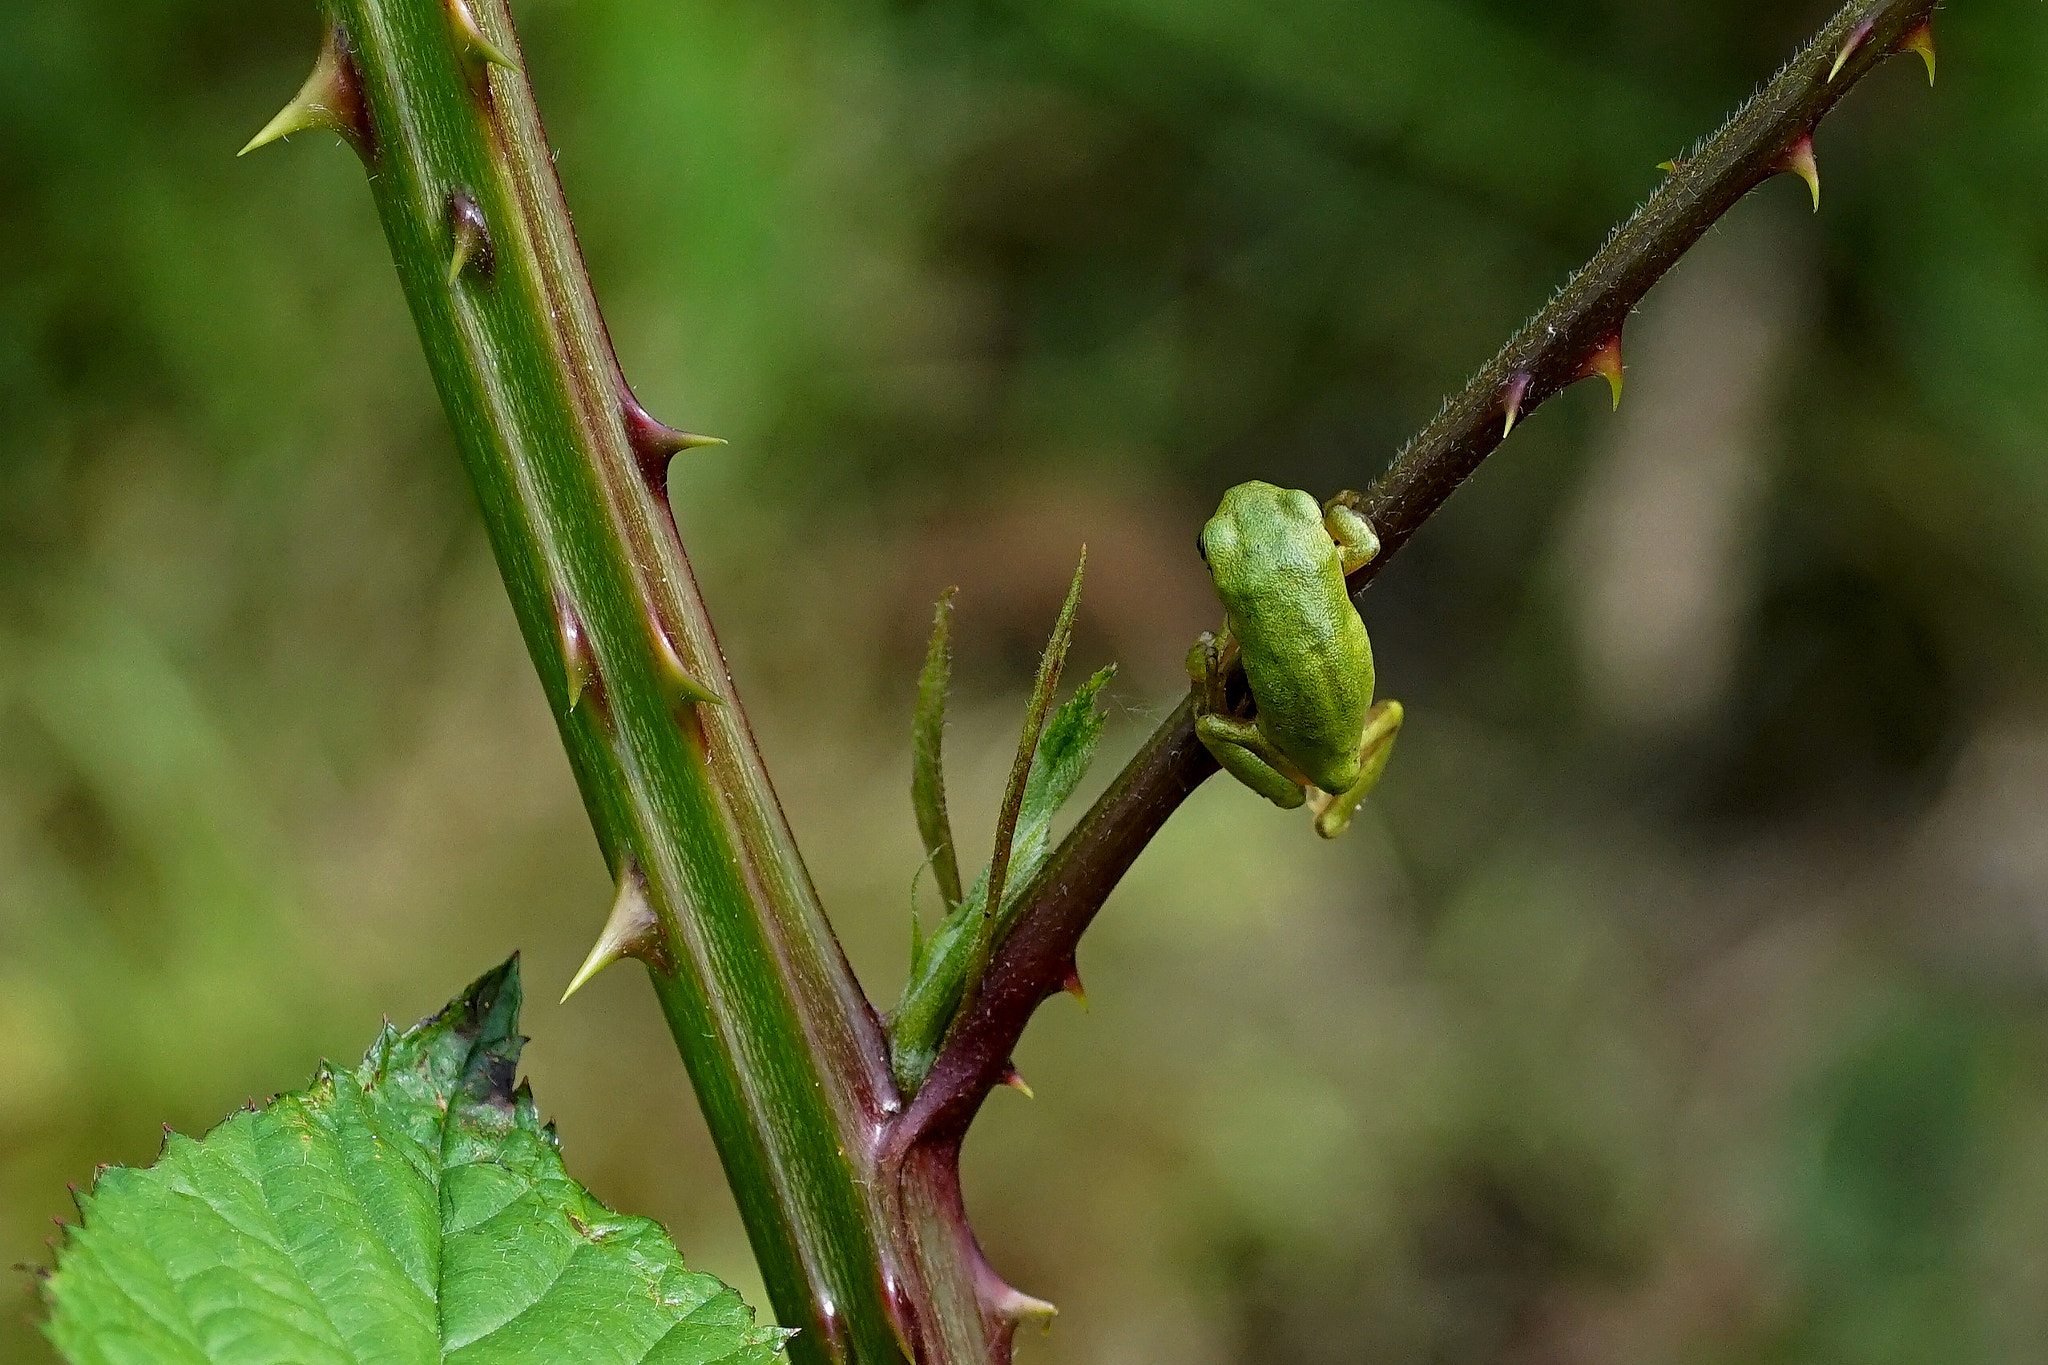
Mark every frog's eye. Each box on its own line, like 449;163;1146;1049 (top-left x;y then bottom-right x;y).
1196;530;1209;565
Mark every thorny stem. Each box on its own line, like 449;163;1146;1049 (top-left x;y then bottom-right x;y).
906;0;1941;1153
261;0;1940;1357
253;0;985;1359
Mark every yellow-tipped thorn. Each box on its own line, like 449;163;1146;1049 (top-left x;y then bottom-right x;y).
1578;334;1625;410
1777;134;1820;212
1501;372;1532;438
561;871;661;1003
673;432;727;450
650;612;723;708
1900;22;1936;86
1062;969;1088;1010
240;39;352;156
447;0;518;70
1828;19;1875;83
1000;1067;1035;1100
1656;159;1681;174
992;1284;1059;1331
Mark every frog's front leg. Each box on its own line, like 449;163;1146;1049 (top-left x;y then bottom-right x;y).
1196;713;1310;810
1323;496;1381;576
1308;699;1403;839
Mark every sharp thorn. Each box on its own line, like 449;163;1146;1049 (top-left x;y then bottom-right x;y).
561;868;662;1002
1776;133;1820;212
445;189;490;285
239;32;363;157
1061;968;1089;1011
1828;19;1875;83
991;1285;1059;1329
649;609;723;708
999;1066;1035;1100
625;395;725;458
623;392;725;496
1899;22;1936;86
1656;159;1681;174
1501;371;1532;438
556;594;594;712
447;0;519;70
1576;333;1625;410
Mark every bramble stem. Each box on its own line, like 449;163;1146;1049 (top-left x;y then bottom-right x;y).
907;0;1940;1152
271;0;970;1358
268;0;1939;1356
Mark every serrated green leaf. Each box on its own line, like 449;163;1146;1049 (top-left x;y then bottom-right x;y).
44;959;791;1365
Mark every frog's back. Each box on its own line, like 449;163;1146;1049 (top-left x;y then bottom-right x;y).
1214;511;1376;793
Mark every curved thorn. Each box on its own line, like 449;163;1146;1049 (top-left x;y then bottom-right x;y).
1577;332;1625;410
1828;19;1875;83
239;34;363;157
622;392;726;497
1899;22;1936;86
1501;371;1533;437
991;1284;1058;1329
447;0;518;70
649;608;722;708
1061;967;1088;1010
561;869;662;1002
1776;133;1820;212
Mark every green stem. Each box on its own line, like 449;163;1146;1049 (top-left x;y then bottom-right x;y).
263;1;955;1358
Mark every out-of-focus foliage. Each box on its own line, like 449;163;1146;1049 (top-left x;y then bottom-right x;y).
4;0;2047;1361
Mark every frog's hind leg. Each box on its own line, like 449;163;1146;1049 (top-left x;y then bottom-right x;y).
1197;713;1309;810
1311;700;1403;839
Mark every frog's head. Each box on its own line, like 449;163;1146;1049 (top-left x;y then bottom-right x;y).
1198;481;1324;578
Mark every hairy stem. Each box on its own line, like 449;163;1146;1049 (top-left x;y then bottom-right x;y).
906;0;1940;1150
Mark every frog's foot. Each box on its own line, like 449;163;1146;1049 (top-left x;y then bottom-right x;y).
1185;629;1234;712
1309;699;1403;839
1196;713;1308;810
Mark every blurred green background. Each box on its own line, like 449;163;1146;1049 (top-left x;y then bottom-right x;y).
6;0;2048;1359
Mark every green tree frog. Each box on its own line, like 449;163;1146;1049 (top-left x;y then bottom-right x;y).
1190;481;1403;839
